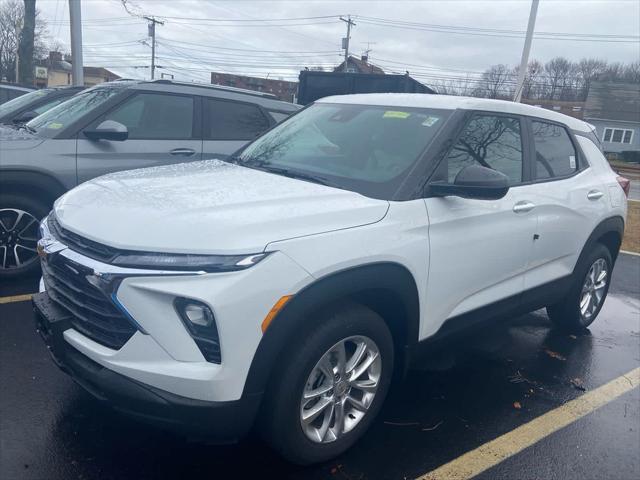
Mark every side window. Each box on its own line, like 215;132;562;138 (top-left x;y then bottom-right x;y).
444;114;523;185
531;121;578;180
102;93;194;140
206;99;270;140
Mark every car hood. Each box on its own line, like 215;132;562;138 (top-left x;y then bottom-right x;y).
54;160;389;255
0;124;45;150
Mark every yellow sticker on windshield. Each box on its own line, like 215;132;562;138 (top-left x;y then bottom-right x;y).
383;111;411;119
47;122;63;129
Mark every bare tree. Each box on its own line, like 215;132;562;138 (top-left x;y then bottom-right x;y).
514;59;544;100
623;61;640;83
480;64;513;99
432;75;478;96
544;57;574;100
576;58;607;99
0;0;22;82
0;0;46;83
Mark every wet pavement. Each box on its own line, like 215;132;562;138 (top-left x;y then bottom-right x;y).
1;254;639;480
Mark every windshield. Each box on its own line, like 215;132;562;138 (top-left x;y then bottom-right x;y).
235;103;450;199
0;88;52;117
27;87;123;137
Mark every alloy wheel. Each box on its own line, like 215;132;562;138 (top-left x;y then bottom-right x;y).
300;335;382;444
580;258;608;321
0;208;40;271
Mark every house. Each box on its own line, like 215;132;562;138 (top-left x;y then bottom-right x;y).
210;72;298;102
584;81;640;161
333;55;384;74
35;51;120;88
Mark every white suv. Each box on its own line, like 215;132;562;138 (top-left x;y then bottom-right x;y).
34;94;629;464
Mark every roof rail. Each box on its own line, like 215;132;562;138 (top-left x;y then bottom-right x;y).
145;78;279;100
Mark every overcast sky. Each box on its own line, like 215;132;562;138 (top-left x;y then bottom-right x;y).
39;0;640;85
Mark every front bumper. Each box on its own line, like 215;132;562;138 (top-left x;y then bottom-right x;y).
33;291;260;442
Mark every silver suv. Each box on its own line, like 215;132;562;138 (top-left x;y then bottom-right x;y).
0;79;300;277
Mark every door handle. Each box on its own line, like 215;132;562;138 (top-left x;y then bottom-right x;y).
170;148;196;157
513;201;536;213
587;190;604;200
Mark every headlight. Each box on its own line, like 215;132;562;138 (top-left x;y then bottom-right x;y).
110;252;269;272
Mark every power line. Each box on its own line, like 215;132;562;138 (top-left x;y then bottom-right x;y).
156;36;339;54
168;20;339;28
156;40;341;59
354;16;640;43
157;14;343;22
355;15;639;39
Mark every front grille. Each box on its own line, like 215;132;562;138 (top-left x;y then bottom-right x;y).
41;254;137;349
48;214;118;263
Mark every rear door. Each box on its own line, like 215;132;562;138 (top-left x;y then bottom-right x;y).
422;112;538;337
76;91;202;183
202;98;272;159
522;119;608;291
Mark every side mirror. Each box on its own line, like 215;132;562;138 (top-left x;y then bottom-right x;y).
428;164;510;200
84;120;128;141
13;110;39;124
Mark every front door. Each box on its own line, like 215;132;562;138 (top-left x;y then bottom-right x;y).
422;113;537;338
76;92;202;183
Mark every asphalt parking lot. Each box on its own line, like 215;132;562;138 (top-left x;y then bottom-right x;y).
1;253;639;480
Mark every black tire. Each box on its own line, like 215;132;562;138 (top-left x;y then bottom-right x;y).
260;301;394;465
0;193;48;279
547;243;613;331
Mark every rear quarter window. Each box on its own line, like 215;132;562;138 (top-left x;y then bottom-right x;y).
206;99;270;140
532;121;578;180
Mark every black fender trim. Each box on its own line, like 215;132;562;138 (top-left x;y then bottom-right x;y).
576;215;624;266
242;262;420;397
0;169;68;205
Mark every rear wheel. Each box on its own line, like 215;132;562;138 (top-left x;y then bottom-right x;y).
260;302;393;465
0;194;47;279
547;243;612;330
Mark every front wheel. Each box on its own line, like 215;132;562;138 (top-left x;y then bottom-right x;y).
547;243;613;330
0;194;48;279
260;302;394;465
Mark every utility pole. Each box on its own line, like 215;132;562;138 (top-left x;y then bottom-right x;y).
18;0;36;85
14;20;22;82
145;16;164;80
340;15;356;73
69;0;84;86
514;0;539;103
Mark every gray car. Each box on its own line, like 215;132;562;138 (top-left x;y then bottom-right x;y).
0;79;300;277
0;86;84;125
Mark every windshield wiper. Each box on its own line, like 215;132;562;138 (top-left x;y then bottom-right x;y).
18;124;37;134
224;154;242;164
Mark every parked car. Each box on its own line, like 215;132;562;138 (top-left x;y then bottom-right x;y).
0;79;300;277
0;86;84;125
0;82;34;105
33;94;628;464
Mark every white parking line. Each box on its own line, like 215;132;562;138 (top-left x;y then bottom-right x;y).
0;294;34;305
620;250;640;257
416;367;640;480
